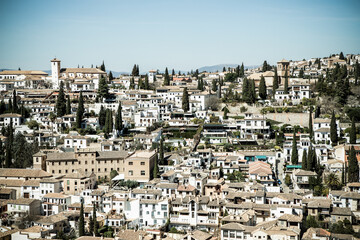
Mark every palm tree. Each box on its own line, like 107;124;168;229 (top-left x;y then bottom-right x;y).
325;173;341;190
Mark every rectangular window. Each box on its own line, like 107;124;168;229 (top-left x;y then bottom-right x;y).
129;162;133;165
141;162;145;165
129;170;133;176
141;170;145;175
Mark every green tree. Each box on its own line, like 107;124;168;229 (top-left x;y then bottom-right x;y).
79;202;85;236
88;215;94;235
0;139;4;167
66;96;71;115
284;70;289;94
259;75;267;100
131;64;137;76
99;105;106;129
76;91;84;129
12;89;18;113
98;77;109;101
129;77;135;89
339;51;345;60
115;102;123;135
302;149;307;169
325;173;341;190
100;61;106;71
219;166;224;178
285;174;292;186
0;100;6;114
348;146;359;182
249;79;256;104
93;204;99;236
159;137;164;165
27;120;39;130
5;139;12;168
182;87;189;112
240;63;245;77
164;68;170;86
223;107;229;120
272;68;278;96
104;109;113;136
153;157;159;179
350;117;356;144
212;79;217;92
144;75;149;90
330;111;338;146
56;81;66;117
108;71;114;81
291;131;299;165
110;170;118;180
12;132;33;168
305;215;319;229
309;107;313;140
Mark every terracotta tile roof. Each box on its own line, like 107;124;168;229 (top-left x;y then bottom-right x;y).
0;168;51;178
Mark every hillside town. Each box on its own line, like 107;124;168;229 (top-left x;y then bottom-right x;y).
0;52;359;240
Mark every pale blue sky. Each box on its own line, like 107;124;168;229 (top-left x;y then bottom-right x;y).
0;0;359;72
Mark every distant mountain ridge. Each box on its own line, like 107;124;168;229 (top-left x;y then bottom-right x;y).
197;64;259;73
1;64;260;77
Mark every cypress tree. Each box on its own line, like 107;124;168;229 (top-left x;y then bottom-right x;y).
348;146;359;182
236;65;240;77
272;67;278;97
56;81;66;117
284;70;289;94
242;78;249;102
164;68;170;86
302;149;307;169
0;139;3;167
222;67;226;72
350;117;356;144
98;77;109;101
136;65;139;76
5;140;12;168
8;99;12;113
132;64;137;76
89;215;94;236
100;61;106;72
249;79;256;104
93;204;99;236
153;157;159;179
12;89;18;113
212;79;217;92
130;77;135;89
0;100;5;114
76;91;84;129
115;102;123;134
339;52;345;60
240;63;245;77
172;69;175;75
217;83;222;98
66;96;71;115
182;87;189;112
223;107;229;120
259;75;267;100
307;147;313;171
309;107;313;140
79;201;85;236
330;111;338;146
144;75;149;90
291;131;299;165
99;105;106;129
108;71;114;81
159;137;164;165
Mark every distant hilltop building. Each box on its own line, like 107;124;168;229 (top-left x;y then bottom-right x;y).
277;59;290;85
50;58;106;89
